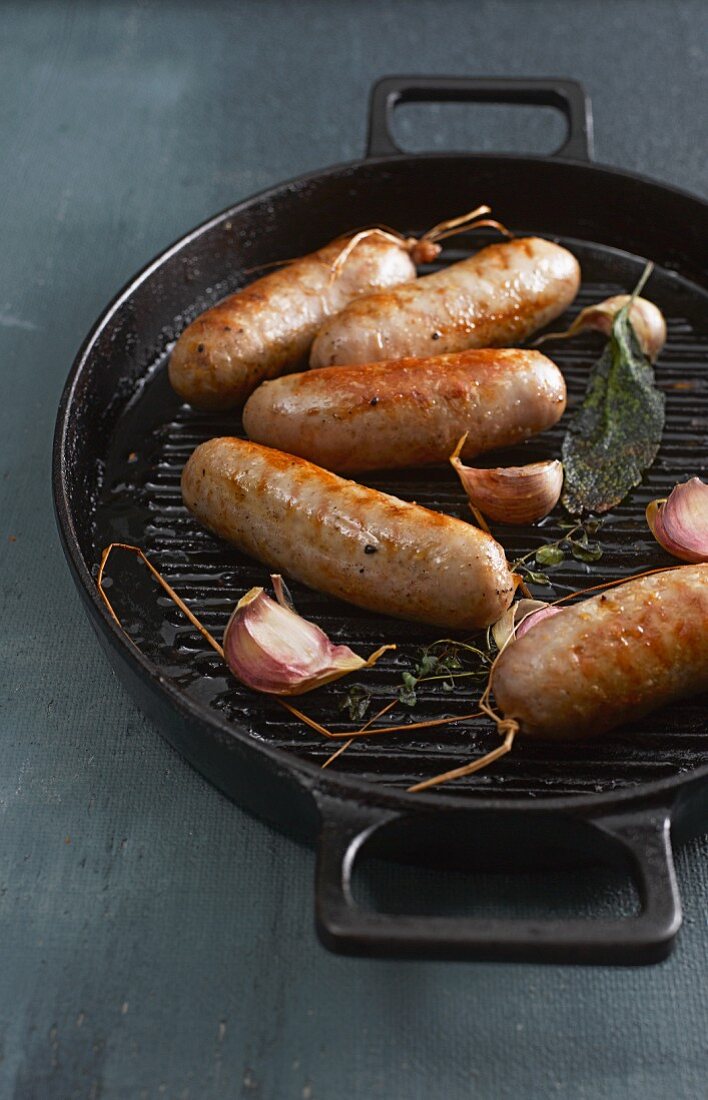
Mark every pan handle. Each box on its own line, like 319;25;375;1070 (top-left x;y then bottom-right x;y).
313;797;681;964
366;75;594;161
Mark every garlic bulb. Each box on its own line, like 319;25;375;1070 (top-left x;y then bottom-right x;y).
536;295;666;361
450;436;563;525
492;599;563;650
646;478;708;563
223;575;390;695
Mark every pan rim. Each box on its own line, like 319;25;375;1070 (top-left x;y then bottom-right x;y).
53;149;708;818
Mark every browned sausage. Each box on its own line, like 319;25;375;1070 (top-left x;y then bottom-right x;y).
181;438;515;630
242;348;566;472
310;237;580;367
493;565;708;739
169;233;416;410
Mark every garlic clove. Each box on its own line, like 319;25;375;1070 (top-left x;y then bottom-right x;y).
515;603;563;640
646;478;708;563
492;599;563;651
223;576;390;695
492;599;549;650
536;295;666;361
450;436;563;525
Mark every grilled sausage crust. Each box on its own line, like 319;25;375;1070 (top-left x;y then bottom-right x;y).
182;438;515;630
310;237;580;368
493;565;708;739
169;234;416;410
243;349;566;472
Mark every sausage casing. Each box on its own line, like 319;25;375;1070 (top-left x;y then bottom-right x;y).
493;565;708;739
243;349;566;472
310;237;580;368
169;234;415;410
182;438;515;630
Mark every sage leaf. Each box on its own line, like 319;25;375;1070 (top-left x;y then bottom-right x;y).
561;304;665;514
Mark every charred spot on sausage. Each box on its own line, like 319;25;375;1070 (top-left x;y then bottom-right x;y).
364;544;377;554
197;343;205;353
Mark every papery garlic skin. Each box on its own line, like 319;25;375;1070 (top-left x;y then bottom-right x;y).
646;478;708;563
451;440;563;525
223;583;368;695
537;295;666;361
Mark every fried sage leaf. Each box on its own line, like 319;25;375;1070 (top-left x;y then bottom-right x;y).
561;304;665;514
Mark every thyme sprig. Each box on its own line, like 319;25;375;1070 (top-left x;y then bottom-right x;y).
397;638;491;708
512;516;605;584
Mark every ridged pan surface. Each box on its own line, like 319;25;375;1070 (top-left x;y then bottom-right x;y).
92;231;708;801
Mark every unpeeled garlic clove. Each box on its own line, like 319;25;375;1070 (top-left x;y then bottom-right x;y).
515;603;563;640
536;295;666;361
223;575;390;695
646;478;708;563
492;599;549;650
450;436;563;525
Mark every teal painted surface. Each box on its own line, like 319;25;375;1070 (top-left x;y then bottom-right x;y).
1;1;707;1096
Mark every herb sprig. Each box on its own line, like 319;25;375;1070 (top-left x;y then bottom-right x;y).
512;516;605;584
397;639;491;708
561;265;665;515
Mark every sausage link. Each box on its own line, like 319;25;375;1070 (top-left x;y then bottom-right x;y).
310;237;580;368
493;566;708;739
169;234;415;410
182;438;515;630
243;348;565;472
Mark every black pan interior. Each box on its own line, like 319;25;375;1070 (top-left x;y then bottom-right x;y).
64;156;708;802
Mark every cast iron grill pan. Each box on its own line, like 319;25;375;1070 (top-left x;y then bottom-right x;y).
55;78;708;963
93;239;708;797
